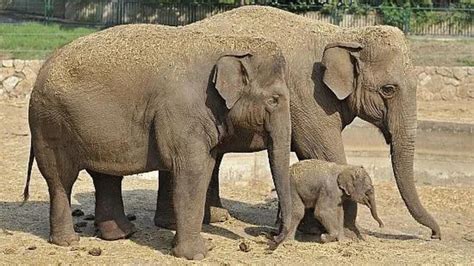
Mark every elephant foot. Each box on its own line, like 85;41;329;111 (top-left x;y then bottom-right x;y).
431;230;441;240
205;206;231;223
343;226;364;241
49;232;80;246
172;236;210;260
320;233;337;243
97;220;136;240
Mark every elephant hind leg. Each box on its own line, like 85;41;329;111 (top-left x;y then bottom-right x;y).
34;139;80;246
87;171;136;240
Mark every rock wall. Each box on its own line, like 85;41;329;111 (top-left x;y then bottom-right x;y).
1;59;473;101
0;60;42;99
415;66;474;101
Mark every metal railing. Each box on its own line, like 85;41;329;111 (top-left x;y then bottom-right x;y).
1;1;473;36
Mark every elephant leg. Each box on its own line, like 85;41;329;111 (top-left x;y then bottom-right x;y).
343;200;364;240
171;153;215;260
297;208;325;235
35;142;79;246
154;170;176;229
88;171;136;240
204;153;230;223
155;155;229;228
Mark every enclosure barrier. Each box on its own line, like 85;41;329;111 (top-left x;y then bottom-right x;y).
1;1;473;36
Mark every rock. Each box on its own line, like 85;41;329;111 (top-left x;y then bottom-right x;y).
457;84;474;99
72;209;85;217
22;65;38;81
2;60;13;67
468;67;474;76
13;59;25;72
0;67;15;81
2;76;20;92
126;214;137;221
440;86;457;101
452;67;467;80
26;60;43;73
27;245;37;250
9;79;33;97
444;77;460;86
436;67;452;78
423;75;444;94
88;247;102;256
83;214;95;220
238;239;252;252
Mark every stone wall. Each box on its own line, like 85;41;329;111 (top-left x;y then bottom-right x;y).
0;59;42;99
415;66;474;101
1;59;473;101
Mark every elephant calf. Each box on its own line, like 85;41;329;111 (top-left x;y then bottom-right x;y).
287;159;383;243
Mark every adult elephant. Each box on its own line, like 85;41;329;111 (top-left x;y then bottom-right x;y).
24;25;293;259
151;6;440;239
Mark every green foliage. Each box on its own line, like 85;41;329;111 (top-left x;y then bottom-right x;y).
0;22;96;59
457;58;474;66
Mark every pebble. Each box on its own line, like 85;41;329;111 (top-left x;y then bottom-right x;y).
238;240;252;252
88;247;102;256
126;214;137;221
72;209;84;217
27;245;37;250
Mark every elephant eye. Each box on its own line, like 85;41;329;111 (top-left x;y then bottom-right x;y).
379;85;397;99
266;95;279;107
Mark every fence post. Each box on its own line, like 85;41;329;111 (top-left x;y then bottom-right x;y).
403;6;411;34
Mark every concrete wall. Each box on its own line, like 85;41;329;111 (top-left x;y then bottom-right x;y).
1;60;473;101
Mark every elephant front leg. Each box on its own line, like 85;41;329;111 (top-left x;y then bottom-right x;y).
204;153;231;223
155;155;230;228
172;154;215;260
343;200;364;240
89;171;136;240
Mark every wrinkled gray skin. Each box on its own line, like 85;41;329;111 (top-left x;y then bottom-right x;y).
287;160;384;243
24;25;293;260
149;6;440;240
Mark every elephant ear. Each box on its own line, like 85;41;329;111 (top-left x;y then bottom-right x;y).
213;53;252;109
321;42;363;100
337;168;356;197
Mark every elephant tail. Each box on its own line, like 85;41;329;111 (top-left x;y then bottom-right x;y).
21;143;34;205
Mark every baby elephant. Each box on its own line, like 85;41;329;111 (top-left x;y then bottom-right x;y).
287;159;384;243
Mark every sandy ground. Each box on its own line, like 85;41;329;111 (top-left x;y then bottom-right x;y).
0;99;473;264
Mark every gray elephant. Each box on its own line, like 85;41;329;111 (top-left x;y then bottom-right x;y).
286;159;384;243
23;25;293;260
150;6;440;240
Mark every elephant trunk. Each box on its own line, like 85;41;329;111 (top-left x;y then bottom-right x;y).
388;92;441;239
367;193;384;228
266;102;292;245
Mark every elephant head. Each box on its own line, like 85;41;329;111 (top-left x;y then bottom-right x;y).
337;166;384;228
321;27;440;239
213;51;292;242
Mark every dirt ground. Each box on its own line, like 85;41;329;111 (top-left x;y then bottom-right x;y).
0;99;473;264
